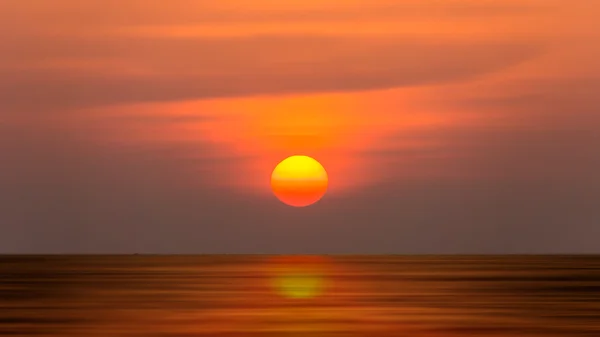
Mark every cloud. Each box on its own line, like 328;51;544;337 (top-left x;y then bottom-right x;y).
370;75;600;186
0;0;548;29
1;35;542;113
1;1;551;114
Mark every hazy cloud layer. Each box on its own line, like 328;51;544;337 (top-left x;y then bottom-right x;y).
2;36;540;113
1;0;551;28
0;1;598;253
1;0;553;113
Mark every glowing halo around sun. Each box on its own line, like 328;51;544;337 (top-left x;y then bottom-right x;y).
271;155;328;207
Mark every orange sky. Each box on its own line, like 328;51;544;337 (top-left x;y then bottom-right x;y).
1;1;599;253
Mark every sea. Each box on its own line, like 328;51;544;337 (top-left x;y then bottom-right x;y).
1;255;599;336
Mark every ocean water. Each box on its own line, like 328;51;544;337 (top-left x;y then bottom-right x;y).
1;255;599;336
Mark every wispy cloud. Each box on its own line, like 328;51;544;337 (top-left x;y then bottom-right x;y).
1;36;542;113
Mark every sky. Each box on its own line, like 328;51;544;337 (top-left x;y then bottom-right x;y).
1;0;599;254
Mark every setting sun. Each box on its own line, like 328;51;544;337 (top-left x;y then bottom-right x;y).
271;156;328;207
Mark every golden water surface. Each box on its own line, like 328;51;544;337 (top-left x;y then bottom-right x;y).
1;255;599;336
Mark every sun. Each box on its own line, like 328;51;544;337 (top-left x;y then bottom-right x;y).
271;155;328;207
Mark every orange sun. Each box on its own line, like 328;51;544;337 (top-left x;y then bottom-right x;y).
271;155;328;207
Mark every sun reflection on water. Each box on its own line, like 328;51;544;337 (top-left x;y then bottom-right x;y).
266;255;332;299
